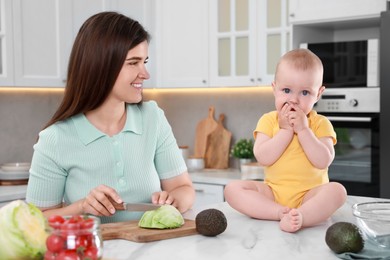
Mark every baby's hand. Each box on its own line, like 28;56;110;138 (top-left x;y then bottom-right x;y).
287;104;308;133
278;102;293;130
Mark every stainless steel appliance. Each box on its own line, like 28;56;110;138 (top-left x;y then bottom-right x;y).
300;39;379;88
315;88;380;197
380;8;390;199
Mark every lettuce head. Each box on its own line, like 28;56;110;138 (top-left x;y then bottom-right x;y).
138;204;184;229
0;200;48;259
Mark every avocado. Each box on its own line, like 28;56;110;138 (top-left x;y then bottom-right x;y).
325;222;364;254
195;208;227;236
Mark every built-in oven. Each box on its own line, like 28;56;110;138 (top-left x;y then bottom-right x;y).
315;88;380;197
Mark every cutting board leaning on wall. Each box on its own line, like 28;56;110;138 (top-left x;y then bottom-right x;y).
204;113;232;169
193;106;218;158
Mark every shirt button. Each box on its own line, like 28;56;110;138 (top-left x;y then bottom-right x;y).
116;161;121;167
119;178;126;186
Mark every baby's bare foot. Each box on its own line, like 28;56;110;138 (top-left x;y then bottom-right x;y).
279;208;303;233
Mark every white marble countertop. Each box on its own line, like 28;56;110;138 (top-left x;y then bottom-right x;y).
103;196;389;260
189;167;264;185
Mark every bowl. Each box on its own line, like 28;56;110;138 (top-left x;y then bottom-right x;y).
352;201;390;248
186;157;205;172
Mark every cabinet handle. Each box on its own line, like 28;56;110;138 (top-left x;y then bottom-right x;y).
289;13;295;17
250;78;255;82
195;189;205;193
202;80;207;84
257;78;262;82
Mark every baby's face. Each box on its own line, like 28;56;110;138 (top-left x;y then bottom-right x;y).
273;63;324;115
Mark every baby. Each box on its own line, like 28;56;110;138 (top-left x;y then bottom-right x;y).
224;49;347;232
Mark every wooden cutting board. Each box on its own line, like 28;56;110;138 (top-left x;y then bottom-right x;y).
193;106;218;158
204;114;232;169
101;219;197;243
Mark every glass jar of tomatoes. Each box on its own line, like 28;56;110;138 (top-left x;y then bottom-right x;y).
45;215;103;260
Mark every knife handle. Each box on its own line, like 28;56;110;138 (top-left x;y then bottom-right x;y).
108;197;125;210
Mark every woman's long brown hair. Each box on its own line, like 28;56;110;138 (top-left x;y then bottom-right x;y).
43;12;150;130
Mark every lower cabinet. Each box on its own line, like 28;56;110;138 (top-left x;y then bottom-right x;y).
193;183;225;208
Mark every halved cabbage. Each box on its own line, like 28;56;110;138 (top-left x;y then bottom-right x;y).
0;200;48;259
138;204;184;229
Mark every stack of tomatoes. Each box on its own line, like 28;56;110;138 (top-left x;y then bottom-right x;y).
45;215;102;260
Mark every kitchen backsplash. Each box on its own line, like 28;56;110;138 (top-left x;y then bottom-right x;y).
0;87;274;168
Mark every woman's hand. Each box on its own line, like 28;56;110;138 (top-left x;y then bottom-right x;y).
80;184;123;216
151;191;176;207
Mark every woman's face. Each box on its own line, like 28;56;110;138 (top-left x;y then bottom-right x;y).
109;40;150;104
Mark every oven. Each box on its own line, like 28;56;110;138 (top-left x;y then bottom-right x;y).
315;88;380;197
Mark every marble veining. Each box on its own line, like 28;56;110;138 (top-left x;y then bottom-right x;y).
103;196;389;260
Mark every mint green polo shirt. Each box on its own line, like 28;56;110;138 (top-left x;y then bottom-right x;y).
26;101;187;223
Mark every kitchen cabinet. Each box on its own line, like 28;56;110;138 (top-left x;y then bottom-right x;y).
0;0;71;87
152;0;209;88
153;0;290;88
0;0;151;87
289;0;387;25
209;0;291;87
193;182;225;208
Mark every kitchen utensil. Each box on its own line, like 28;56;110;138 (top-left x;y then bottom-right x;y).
186;157;205;172
109;198;160;212
353;201;390;248
122;202;161;212
0;162;31;172
204;114;232;169
101;219;197;242
0;169;29;181
193;106;218;158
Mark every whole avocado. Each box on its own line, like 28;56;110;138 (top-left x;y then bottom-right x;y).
325;222;364;254
195;208;227;236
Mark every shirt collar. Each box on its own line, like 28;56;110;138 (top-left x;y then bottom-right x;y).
72;104;143;145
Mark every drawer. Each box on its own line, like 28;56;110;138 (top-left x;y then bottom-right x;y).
193;183;224;208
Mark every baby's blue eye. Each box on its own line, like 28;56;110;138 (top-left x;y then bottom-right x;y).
302;90;309;96
283;88;290;94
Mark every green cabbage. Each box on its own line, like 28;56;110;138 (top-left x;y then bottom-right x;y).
0;200;48;259
138;204;184;229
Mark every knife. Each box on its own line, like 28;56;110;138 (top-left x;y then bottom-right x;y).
122;202;161;212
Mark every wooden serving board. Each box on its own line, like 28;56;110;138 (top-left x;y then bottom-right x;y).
193;106;218;158
101;219;197;243
204;114;232;169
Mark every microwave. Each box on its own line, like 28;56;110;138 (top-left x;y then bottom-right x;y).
300;39;379;88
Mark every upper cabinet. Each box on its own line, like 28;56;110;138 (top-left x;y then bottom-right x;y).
0;0;152;87
289;0;388;49
289;0;388;25
152;0;209;88
209;0;291;87
153;0;290;88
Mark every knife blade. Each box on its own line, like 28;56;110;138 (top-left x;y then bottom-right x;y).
123;202;161;212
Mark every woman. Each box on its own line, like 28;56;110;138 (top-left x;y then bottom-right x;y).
26;12;195;223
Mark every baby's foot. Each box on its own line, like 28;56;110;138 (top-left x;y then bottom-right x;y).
279;208;303;233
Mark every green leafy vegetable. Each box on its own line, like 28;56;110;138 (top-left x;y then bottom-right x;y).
138;205;184;229
0;200;48;259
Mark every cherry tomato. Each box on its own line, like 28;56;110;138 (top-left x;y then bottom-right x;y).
80;217;94;229
44;251;56;260
57;250;80;260
46;234;65;253
82;246;99;260
48;215;65;228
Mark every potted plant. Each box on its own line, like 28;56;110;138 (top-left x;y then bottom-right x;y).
231;138;254;171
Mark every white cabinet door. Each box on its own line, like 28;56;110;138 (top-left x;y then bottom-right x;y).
0;0;15;86
209;0;291;87
12;0;72;87
193;183;224;208
154;0;209;88
289;0;387;24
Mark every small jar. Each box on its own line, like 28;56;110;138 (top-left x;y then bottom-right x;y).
45;215;103;260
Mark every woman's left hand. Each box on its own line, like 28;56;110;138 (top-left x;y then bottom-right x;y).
151;191;176;207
